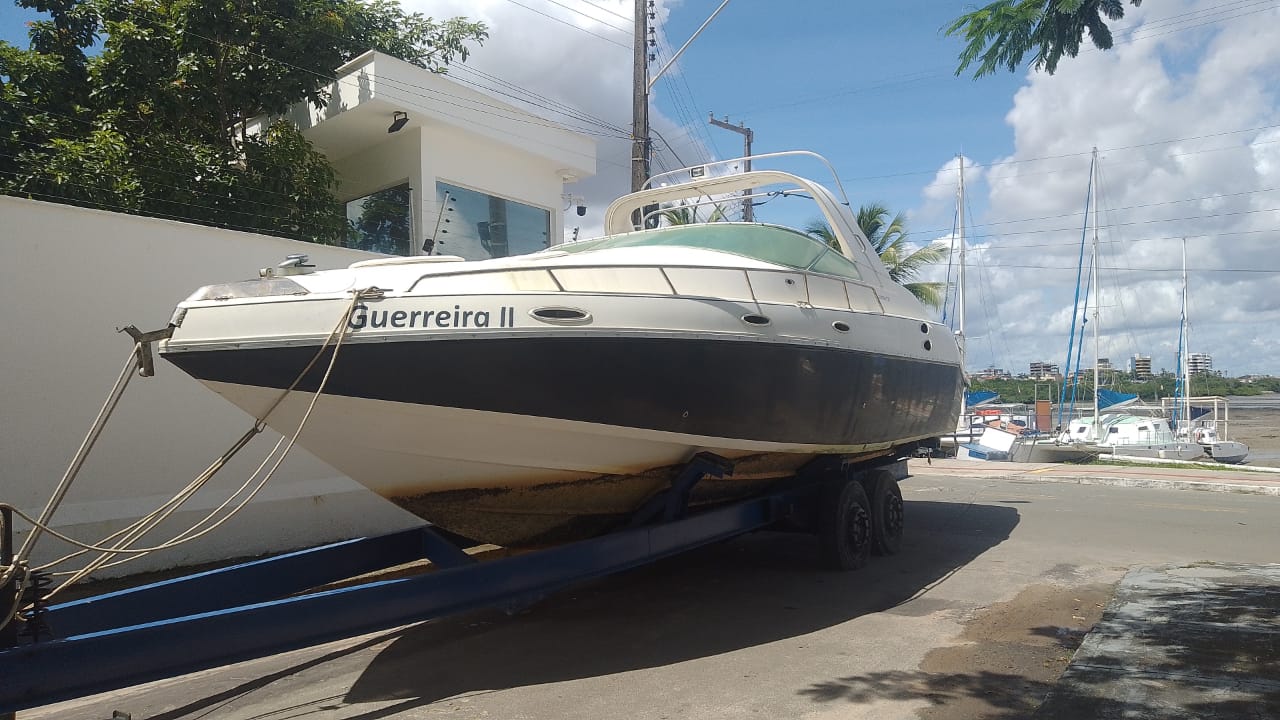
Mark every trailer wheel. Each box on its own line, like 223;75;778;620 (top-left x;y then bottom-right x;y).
819;478;872;570
869;472;904;556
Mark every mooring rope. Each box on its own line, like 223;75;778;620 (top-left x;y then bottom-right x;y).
0;288;378;628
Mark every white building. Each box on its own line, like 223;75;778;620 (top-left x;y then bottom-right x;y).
1188;352;1214;375
262;50;597;258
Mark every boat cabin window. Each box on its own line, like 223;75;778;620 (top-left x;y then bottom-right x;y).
432;182;551;260
558;224;861;280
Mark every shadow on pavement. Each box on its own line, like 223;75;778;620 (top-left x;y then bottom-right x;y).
798;669;1052;712
329;500;1019;715
1034;566;1280;719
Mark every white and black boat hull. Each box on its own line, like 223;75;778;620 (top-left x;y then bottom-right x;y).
165;332;961;544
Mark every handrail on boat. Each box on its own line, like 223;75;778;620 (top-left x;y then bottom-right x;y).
638;189;813;227
643;150;854;208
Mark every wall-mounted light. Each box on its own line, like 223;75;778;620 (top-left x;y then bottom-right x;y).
387;111;409;134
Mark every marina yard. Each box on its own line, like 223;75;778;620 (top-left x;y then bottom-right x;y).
12;464;1280;720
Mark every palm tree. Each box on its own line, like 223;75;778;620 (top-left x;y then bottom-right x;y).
804;204;947;309
945;0;1141;78
659;201;728;226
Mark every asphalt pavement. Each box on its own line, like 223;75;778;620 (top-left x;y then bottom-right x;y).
16;468;1280;720
923;458;1280;719
1036;563;1280;719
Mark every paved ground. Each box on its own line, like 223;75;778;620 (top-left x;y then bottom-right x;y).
914;458;1280;496
1036;563;1280;719
19;468;1280;720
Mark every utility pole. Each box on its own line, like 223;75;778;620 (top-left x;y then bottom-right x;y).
636;0;732;193
708;114;754;222
630;0;651;195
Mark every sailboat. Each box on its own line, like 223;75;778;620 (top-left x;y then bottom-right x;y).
1171;238;1249;464
941;157;1090;463
1057;152;1202;461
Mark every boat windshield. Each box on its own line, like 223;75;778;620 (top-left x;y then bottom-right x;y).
555;224;861;280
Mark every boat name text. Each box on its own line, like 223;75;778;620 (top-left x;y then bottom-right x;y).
349;304;517;330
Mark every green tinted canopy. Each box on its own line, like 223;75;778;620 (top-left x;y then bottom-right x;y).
556;224;862;281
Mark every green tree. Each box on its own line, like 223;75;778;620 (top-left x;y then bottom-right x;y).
805;205;947;309
0;0;486;244
946;0;1143;78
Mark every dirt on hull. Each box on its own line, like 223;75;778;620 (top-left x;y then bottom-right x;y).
387;451;855;546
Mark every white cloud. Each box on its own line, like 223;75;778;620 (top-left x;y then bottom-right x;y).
955;0;1280;376
403;0;710;239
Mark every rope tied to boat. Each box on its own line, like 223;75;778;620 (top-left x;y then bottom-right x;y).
0;288;381;632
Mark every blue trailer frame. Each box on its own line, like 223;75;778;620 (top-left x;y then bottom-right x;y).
0;452;909;715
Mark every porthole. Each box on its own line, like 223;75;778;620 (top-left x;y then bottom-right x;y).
920;323;929;334
742;314;771;326
923;340;933;351
832;321;850;333
530;307;592;325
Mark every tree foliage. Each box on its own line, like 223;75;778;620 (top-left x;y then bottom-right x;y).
972;373;1280;404
946;0;1142;78
0;0;486;244
805;205;947;309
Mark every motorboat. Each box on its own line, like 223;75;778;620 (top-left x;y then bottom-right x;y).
159;152;963;546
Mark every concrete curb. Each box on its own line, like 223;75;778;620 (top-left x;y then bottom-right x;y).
908;460;1280;497
995;473;1280;496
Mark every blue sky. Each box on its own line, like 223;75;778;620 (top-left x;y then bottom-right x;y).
5;0;1279;376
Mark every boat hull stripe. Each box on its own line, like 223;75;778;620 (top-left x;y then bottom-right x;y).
163;337;962;445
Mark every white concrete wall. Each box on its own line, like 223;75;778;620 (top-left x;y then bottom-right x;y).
0;197;422;578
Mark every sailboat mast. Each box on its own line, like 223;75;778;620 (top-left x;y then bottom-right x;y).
958;155;966;343
957;155;967;416
1182;237;1191;429
1091;147;1100;436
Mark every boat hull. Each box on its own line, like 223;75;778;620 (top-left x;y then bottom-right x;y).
1110;442;1205;461
1204;440;1249;464
165;334;961;544
1009;441;1098;464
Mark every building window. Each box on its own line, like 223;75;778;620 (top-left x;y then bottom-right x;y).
431;181;550;260
345;182;412;255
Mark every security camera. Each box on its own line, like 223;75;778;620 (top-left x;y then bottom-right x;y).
576;204;587;217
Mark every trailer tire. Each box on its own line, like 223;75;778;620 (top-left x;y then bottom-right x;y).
819;478;872;570
869;472;904;556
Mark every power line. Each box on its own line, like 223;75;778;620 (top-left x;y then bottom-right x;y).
497;0;630;49
541;0;632;34
577;0;631;22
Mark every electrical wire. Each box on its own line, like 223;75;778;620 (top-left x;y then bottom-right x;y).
496;0;630;49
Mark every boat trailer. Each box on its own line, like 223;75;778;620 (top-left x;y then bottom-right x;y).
0;451;911;716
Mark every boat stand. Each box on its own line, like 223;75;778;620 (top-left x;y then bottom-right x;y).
1;451;889;715
0;452;908;715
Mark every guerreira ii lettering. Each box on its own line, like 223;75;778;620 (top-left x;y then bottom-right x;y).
348;304;517;331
